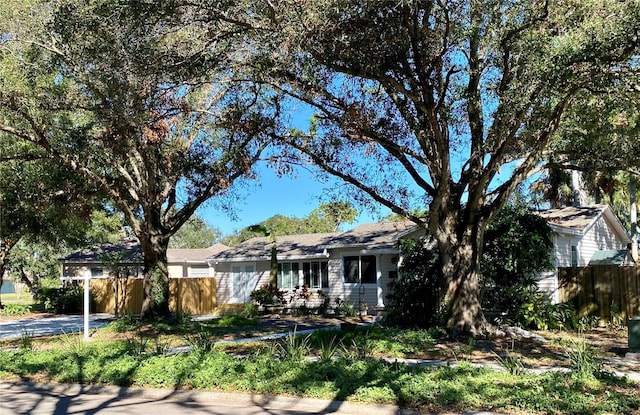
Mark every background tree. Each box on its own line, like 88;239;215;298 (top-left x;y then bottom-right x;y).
255;0;640;334
0;135;106;307
544;87;640;228
169;215;222;249
222;201;358;245
0;1;275;317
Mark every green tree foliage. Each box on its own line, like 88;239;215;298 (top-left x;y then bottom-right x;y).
544;87;640;227
169;215;222;249
385;237;444;329
481;204;554;312
3;209;126;301
252;0;640;334
223;201;357;245
0;135;104;306
0;1;275;317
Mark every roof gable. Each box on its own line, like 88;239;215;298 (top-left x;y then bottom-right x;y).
536;205;606;233
536;204;630;243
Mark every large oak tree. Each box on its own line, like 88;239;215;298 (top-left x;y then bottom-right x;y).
254;0;640;334
0;1;276;317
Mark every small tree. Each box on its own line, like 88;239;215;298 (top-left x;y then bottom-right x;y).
481;204;555;316
385;237;444;329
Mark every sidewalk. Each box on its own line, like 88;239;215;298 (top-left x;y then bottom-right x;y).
0;380;507;415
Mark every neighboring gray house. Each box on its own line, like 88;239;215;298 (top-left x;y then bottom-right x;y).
535;204;632;303
209;221;423;311
60;239;228;281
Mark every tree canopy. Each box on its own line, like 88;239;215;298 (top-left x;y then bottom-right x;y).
0;0;277;316
169;215;222;249
249;0;640;334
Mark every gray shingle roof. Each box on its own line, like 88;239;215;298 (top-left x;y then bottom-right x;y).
167;244;229;262
59;240;228;264
322;221;418;249
589;249;634;266
536;205;608;232
211;221;421;262
58;238;143;263
213;232;340;261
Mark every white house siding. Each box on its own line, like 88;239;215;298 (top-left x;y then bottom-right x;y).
189;264;213;278
326;251;397;310
212;250;401;312
581;216;627;260
539;212;629;304
536;270;559;303
214;262;267;304
168;264;186;279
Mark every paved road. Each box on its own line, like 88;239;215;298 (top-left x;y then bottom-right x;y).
0;314;112;340
0;381;505;415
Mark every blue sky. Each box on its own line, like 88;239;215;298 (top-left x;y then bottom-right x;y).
196;163;390;236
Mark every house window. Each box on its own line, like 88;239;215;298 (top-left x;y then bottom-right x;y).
90;268;103;278
277;262;299;289
343;255;376;284
303;262;329;289
571;246;578;267
190;265;210;278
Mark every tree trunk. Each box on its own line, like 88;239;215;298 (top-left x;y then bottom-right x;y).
630;176;638;262
0;260;5;310
432;209;490;337
18;267;36;298
0;238;20;309
139;233;171;319
441;245;488;336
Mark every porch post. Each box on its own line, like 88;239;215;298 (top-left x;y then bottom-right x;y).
83;270;90;340
376;255;384;307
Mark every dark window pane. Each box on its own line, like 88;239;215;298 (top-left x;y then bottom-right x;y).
361;255;376;283
344;256;359;283
321;262;329;288
311;262;320;288
303;262;311;287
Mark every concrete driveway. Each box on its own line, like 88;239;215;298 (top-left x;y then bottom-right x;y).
0;314;112;340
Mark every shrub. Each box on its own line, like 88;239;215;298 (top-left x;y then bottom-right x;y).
385;237;445;329
334;298;357;317
505;286;579;331
250;283;285;306
0;303;32;315
564;337;603;379
38;284;84;314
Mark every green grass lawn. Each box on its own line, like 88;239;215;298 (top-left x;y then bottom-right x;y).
0;317;638;415
0;292;34;305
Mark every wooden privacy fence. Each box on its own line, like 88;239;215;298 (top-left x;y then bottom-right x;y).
88;277;218;315
558;266;640;323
